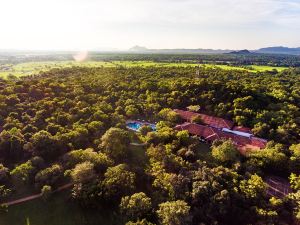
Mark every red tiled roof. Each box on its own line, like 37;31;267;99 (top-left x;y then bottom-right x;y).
175;123;217;140
217;131;267;150
250;137;268;148
232;126;253;134
174;109;234;129
175;122;267;155
174;110;198;121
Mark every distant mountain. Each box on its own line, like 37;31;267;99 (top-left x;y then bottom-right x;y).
129;45;149;52
152;48;233;54
126;46;300;55
127;46;233;54
229;49;251;54
256;46;300;55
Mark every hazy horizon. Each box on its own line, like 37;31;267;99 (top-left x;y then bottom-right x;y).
1;0;299;51
0;45;299;52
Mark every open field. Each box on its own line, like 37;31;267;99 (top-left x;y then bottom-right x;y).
203;64;288;72
0;61;288;78
249;65;288;72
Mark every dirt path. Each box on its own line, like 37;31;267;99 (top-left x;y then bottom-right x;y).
1;183;74;207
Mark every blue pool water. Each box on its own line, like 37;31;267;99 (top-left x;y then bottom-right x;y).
126;121;156;132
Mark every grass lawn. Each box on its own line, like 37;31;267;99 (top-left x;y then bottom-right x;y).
0;61;288;79
250;65;287;72
202;64;288;72
0;190;122;225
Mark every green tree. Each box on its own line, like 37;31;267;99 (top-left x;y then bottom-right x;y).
288;191;300;220
0;128;25;162
252;122;270;137
120;192;152;220
0;164;9;182
35;164;63;188
211;139;240;163
87;121;104;137
289;144;300;172
139;125;153;136
187;105;200;112
70;161;95;183
290;173;300;191
125;219;155;225
191;115;204;124
157;200;191;225
240;174;266;199
30;130;61;161
100;128;130;161
247;143;288;173
10;161;35;184
41;185;52;200
63;148;113;172
102;164;136;201
176;130;190;145
158;108;181;123
290;144;300;158
125;105;140;118
0;185;11;200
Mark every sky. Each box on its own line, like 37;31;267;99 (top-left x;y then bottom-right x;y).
0;0;299;50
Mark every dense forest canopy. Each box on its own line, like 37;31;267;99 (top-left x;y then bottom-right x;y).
0;65;300;224
1;52;300;67
90;53;300;67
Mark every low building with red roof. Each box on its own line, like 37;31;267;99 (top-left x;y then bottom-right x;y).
175;122;267;155
175;122;220;142
174;109;267;154
174;109;234;130
233;126;253;134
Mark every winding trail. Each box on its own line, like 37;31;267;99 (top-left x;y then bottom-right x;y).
1;183;74;207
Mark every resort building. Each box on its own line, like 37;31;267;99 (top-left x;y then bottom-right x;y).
174;109;267;154
174;109;234;129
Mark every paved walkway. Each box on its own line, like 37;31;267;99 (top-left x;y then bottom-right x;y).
1;183;74;206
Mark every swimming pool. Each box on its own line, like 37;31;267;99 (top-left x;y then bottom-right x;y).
126;121;156;132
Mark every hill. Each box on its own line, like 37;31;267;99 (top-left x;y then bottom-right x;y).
127;46;300;55
228;49;252;54
129;45;149;52
127;46;233;54
256;46;300;55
